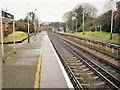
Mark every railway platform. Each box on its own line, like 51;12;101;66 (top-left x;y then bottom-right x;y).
40;31;73;88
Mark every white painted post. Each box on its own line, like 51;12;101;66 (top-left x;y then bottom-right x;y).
110;9;113;39
76;18;77;33
83;8;84;35
1;9;5;63
13;18;16;54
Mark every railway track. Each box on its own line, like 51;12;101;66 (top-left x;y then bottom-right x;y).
55;32;120;69
56;32;119;60
54;32;120;77
47;31;120;90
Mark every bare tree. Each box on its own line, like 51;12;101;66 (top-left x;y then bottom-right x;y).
63;3;97;32
74;3;97;18
104;0;117;13
82;3;97;18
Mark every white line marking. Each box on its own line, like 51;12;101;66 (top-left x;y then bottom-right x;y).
46;32;74;88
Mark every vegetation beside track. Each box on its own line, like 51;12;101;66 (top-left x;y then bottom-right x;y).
3;31;28;43
76;31;119;43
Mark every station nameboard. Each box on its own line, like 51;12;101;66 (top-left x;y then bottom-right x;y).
2;10;14;19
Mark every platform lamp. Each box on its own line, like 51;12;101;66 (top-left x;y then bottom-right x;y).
72;16;76;33
34;9;37;35
27;0;30;43
110;0;116;40
82;5;85;35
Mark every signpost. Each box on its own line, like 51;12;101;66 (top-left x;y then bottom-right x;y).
1;10;15;63
1;9;4;63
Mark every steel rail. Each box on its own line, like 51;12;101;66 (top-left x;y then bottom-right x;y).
59;36;120;90
49;34;83;90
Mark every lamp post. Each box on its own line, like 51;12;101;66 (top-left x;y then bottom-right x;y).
74;12;77;33
76;18;77;33
82;5;85;35
100;25;102;40
95;25;97;37
110;0;115;40
72;16;76;31
110;7;113;40
28;0;30;43
34;9;37;35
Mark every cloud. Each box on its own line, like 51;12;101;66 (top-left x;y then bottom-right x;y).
1;0;116;22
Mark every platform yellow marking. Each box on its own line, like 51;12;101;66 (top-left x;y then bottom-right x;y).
34;55;42;89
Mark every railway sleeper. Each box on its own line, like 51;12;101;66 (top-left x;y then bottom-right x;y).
76;77;84;81
66;60;80;63
72;56;78;59
92;76;99;79
80;83;91;88
87;72;94;75
93;82;105;86
83;68;90;71
69;66;76;69
68;63;80;66
66;58;78;61
80;65;86;68
81;81;107;89
71;69;78;72
74;73;80;77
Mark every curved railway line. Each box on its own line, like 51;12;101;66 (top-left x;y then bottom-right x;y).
47;31;120;90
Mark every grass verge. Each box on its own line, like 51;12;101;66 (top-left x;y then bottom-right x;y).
76;31;119;43
3;31;28;43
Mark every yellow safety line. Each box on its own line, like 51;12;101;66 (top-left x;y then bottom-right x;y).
34;55;42;89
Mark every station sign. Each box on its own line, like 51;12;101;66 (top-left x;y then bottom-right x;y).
2;10;14;19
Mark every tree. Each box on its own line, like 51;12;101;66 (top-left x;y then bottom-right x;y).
114;1;120;33
73;5;83;31
24;12;36;33
75;3;97;18
63;11;74;31
15;19;28;32
73;3;97;31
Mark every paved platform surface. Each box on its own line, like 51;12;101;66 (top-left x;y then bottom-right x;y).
2;33;43;88
40;31;72;88
1;31;73;89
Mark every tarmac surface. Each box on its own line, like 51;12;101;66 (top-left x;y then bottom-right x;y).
2;33;43;88
2;31;73;89
40;31;70;88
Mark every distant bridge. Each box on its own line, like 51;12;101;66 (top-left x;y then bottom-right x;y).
40;26;55;31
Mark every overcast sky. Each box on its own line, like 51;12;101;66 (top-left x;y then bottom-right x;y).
0;0;120;22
